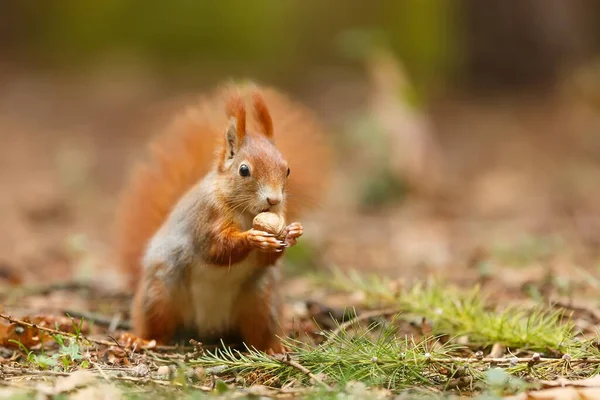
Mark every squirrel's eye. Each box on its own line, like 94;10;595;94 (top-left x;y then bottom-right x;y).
239;164;251;177
286;167;290;177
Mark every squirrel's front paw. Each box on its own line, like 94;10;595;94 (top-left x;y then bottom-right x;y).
284;222;303;248
247;229;286;253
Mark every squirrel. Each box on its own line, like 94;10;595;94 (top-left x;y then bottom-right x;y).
114;83;331;353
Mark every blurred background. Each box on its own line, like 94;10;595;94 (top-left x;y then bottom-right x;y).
1;0;600;296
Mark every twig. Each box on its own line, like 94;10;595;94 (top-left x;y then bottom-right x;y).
324;308;401;345
154;344;195;352
429;356;600;365
0;313;190;352
0;312;116;347
0;379;32;390
111;375;212;391
552;300;600;323
92;362;111;382
5;281;96;297
1;366;70;377
273;353;331;390
62;310;131;331
2;366;212;391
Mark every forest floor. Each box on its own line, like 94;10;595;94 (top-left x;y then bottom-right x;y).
1;68;600;399
3;262;600;400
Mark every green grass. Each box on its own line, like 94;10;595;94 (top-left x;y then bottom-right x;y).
322;268;575;351
193;325;462;390
4;269;600;398
181;269;600;396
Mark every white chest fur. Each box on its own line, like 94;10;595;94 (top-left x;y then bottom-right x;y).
184;251;261;335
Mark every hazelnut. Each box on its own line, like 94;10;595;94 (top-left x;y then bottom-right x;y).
253;212;286;239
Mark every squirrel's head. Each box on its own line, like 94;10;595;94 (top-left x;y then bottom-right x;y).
218;90;290;216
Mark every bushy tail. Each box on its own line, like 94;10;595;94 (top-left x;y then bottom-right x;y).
114;84;332;290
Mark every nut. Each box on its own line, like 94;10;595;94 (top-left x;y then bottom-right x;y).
253;212;286;238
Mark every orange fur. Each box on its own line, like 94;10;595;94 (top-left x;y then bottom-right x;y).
252;91;273;138
131;265;181;343
234;270;285;353
206;220;252;265
115;83;331;291
225;90;247;143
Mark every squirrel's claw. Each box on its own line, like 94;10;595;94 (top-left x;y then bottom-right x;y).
247;229;286;253
284;222;303;248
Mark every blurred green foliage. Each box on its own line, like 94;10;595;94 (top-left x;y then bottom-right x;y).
7;1;461;93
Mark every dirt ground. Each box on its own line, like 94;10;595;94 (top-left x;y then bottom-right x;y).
1;67;599;291
2;64;600;398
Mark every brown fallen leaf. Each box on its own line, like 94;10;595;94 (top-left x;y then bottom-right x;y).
506;375;600;400
0;314;90;349
0;318;40;349
506;387;600;400
538;375;600;388
100;345;131;366
115;332;156;350
54;370;97;393
35;370;97;397
71;384;123;400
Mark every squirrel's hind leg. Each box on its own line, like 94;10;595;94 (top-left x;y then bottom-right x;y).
234;272;286;354
131;268;182;344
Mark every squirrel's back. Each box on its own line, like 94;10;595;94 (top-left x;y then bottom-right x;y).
115;84;332;290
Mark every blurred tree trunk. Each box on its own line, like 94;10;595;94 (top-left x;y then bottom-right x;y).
0;2;20;60
462;0;592;92
0;1;41;66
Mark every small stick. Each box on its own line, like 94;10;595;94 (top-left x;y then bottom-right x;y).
2;367;70;377
110;375;212;391
0;312;116;347
551;300;600;323
273;353;331;390
2;367;212;391
9;281;96;297
0;313;191;352
92;362;111;382
62;310;131;331
429;356;600;364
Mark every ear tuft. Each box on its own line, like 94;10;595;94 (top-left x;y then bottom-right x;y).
223;92;247;160
226;92;246;144
225;117;238;158
252;91;273;138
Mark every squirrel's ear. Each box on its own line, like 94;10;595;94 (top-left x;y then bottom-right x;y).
252;91;273;139
225;118;240;158
225;94;247;158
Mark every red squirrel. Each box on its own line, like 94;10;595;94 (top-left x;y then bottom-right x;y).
114;83;331;353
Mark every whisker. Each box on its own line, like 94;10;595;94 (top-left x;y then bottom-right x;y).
230;201;250;212
240;203;252;216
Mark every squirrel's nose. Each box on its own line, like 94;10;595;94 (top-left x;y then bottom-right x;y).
266;197;281;206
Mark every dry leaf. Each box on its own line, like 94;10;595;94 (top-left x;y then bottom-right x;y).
507;375;600;399
101;345;130;366
539;375;600;388
507;387;600;400
71;383;122;400
116;332;156;350
245;385;277;397
54;370;96;393
35;370;96;396
0;314;90;349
